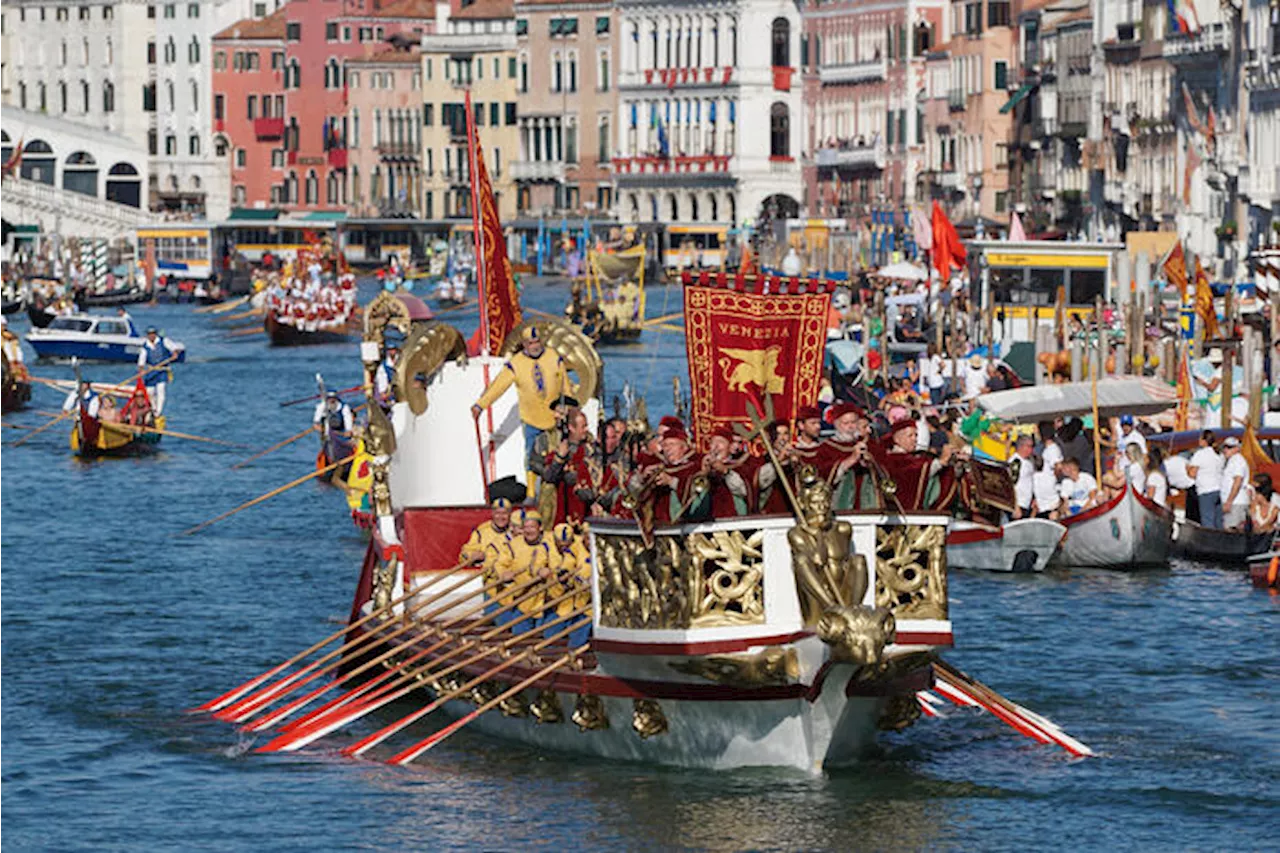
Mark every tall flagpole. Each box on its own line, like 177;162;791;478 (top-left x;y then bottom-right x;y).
464;90;489;353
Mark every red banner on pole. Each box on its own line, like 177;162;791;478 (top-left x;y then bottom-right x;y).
683;279;831;448
464;91;521;355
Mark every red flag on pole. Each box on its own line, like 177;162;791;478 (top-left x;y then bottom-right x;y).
1162;240;1188;298
1193;257;1218;340
931;201;966;282
464;91;521;355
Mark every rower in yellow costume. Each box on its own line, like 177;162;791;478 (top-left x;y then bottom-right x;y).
491;508;552;634
471;326;575;477
547;523;592;646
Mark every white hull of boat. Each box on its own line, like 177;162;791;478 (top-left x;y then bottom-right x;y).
1051;486;1172;569
421;662;887;772
947;518;1067;573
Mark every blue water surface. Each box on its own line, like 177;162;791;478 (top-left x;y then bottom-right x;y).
2;280;1277;852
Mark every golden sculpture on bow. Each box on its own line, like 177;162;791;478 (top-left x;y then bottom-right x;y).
875;524;948;621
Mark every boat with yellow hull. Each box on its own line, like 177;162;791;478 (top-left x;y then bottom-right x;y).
70;413;165;457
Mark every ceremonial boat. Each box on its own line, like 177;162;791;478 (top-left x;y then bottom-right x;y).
1;353;32;413
264;310;356;346
70;410;164;457
946;518;1067;573
79;285;151;308
25;314;187;364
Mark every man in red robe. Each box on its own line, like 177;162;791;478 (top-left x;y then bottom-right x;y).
808;403;880;510
633;423;709;525
867;417;957;512
542;407;595;525
703;424;749;517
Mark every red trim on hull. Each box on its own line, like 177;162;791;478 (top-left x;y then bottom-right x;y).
946;526;1002;546
592;631;814;656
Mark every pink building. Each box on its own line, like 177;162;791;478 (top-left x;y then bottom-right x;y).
212;10;287;211
278;0;437;211
345;43;424;218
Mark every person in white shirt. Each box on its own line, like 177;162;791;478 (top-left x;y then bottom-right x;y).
920;343;946;403
1187;430;1224;528
1144;447;1169;508
62;379;100;418
1039;425;1064;477
1032;456;1062;518
1220;436;1251;530
1124;443;1147;494
1011;434;1036;518
1116;415;1147;456
963;354;987;400
1057;457;1098;515
1249;473;1280;532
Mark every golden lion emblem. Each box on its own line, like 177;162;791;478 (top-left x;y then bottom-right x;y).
718;345;785;394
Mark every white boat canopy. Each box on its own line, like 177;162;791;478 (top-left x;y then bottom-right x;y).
875;261;929;281
976;378;1178;422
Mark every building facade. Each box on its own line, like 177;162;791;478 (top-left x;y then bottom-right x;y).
346;43;424;218
211;9;286;211
512;0;617;217
613;0;804;228
802;0;946;222
419;0;520;222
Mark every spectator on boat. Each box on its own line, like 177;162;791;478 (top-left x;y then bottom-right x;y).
1220;437;1251;531
115;305;134;330
1011;434;1036;519
62;379;100;418
1058;418;1094;482
962;355;987;400
1144;447;1169;508
472;326;574;475
1116;415;1148;457
1057;457;1098;515
1163;451;1197;520
137;326;178;416
1249;473;1280;532
1038;420;1064;476
1187;430;1224;528
1031;454;1062;518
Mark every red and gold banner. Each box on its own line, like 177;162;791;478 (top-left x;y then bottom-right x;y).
682;274;832;448
466;92;522;355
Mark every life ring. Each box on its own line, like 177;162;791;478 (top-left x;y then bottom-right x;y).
1268;555;1279;586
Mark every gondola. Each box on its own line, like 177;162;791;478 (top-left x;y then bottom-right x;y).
1172;519;1274;564
79;287;152;308
70;411;165;457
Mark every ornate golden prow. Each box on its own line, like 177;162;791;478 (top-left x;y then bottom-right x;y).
788;470;896;666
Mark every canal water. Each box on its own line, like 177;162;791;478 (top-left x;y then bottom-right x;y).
2;280;1276;851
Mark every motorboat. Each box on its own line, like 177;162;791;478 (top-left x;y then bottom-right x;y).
947;517;1066;572
25;314;187;364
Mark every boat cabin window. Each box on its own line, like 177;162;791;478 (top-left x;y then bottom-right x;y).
49;317;94;332
95;320;130;336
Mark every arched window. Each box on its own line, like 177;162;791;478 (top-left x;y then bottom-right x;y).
165;37;176;64
214;136;229;157
188;36;200;64
190;175;201;190
188;134;200;156
164;134;177;155
103;81;115;112
305;170;318;204
708;193;718;221
727;193;736;225
82;37;89;65
629;193;639;221
38;82;47;111
352;109;360;148
81;80;90;112
648;192;658;221
667;192;678;220
166;81;175;111
19;82;27;109
105;162;142;207
730;22;738;66
59;81;68;112
771;18;790;67
60;39;68;66
326;171;339;204
689;193;699;222
190;80;199;112
770;102;789;158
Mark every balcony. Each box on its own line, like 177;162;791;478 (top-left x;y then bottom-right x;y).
254;116;284;141
1163;22;1231;61
818;57;887;85
936;171;960;189
772;66;794;92
814;140;884;172
948;88;966;111
376;141;419;161
421;32;517;54
327;148;348;169
442;169;471;186
510;160;566;182
612;154;732;175
619;66;734;89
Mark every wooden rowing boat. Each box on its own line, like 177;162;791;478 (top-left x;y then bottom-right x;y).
1050;484;1173;569
1172;519;1274;564
70;412;165;457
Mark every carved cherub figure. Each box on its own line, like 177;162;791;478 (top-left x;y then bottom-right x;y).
787;473;867;625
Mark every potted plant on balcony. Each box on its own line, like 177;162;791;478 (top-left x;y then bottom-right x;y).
1216;220;1237;240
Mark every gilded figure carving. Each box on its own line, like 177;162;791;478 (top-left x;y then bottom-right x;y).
498;691;529;718
815;605;896;665
372;556;397;612
530;688;564;724
595;528;765;629
361;290;412;344
470;681;504;706
876;694;923;732
394;322;468;416
571;694;609;731
787;472;868;625
668;646;799;687
631;699;668;739
875;525;948;620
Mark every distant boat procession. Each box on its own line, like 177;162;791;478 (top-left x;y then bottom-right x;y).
8;101;1280;772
